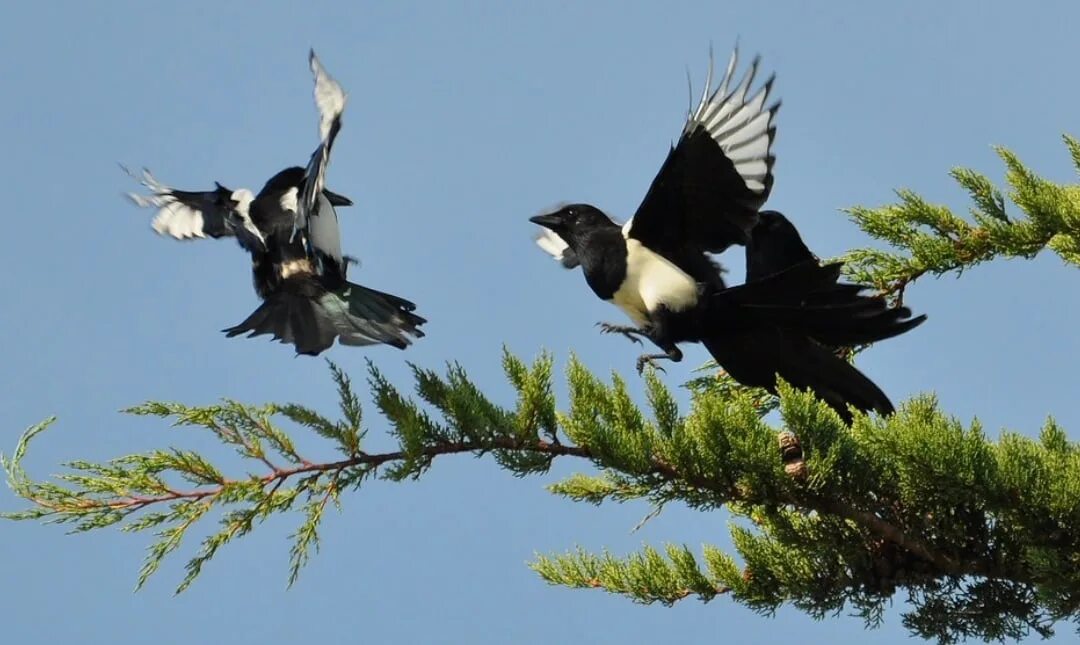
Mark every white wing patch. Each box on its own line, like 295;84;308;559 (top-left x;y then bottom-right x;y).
153;205;206;239
534;228;580;269
279;187;299;214
228;188;266;250
685;47;779;194
123;166;265;249
123;167;212;240
296;50;348;268
310;49;346;144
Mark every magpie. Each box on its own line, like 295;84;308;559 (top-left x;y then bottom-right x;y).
125;50;425;356
530;49;924;418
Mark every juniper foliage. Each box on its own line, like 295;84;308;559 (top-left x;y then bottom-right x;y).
5;137;1080;643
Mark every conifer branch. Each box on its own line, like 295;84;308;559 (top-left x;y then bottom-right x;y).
32;438;590;515
4;416;950;582
5;350;1079;641
5;137;1080;642
842;134;1080;303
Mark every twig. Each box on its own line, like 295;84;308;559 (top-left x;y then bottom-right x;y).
26;435;957;584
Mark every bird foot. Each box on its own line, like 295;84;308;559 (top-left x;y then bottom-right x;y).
635;354;669;375
596;322;646;345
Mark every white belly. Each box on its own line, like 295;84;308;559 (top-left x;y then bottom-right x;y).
610;239;698;326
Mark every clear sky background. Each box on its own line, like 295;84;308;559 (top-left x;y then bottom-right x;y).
1;1;1077;643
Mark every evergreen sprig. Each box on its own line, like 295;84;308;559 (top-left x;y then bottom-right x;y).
842;135;1080;303
5;136;1080;642
5;358;1079;640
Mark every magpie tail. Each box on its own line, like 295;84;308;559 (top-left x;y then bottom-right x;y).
223;277;425;356
703;261;925;419
702;332;894;421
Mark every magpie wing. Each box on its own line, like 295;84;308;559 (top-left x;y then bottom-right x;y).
627;48;779;258
123;166;265;251
296;49;347;275
533;228;581;269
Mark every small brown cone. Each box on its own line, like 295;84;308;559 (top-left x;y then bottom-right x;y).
778;431;807;481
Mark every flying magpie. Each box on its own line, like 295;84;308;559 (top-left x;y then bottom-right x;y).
530;49;924;418
125;50;425;356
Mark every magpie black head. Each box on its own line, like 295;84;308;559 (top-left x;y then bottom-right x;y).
529;204;617;250
258;166;354;208
746;210;816;281
751;211;800;242
260;166;307;194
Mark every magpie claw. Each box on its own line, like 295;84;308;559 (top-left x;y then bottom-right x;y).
597;321;645;345
635;355;667;375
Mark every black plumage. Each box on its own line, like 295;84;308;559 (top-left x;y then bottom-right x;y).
531;49;924;419
125;50;425;356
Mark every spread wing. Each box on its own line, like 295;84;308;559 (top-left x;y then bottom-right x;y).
296;49;347;275
123;165;265;250
627;48;780;257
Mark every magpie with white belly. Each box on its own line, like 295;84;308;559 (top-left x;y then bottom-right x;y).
531;49;924;418
125;50;425;355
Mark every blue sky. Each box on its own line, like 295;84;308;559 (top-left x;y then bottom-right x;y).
1;1;1078;643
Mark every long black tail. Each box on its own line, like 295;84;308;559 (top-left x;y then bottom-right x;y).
743;211;927;347
705;254;924;421
725;262;926;348
223;276;425;356
703;329;894;420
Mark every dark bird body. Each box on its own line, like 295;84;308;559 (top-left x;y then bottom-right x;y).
238;166;355;299
531;50;924;419
125;51;425;355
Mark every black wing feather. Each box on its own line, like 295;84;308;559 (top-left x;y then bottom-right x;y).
704;330;895;422
124;166;236;240
295;49;347;279
628;49;780;262
223;276;426;355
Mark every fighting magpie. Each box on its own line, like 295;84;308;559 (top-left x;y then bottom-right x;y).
125;50;425;356
530;49;924;418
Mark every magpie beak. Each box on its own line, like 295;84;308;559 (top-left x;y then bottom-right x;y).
529;213;564;230
527;47;927;421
